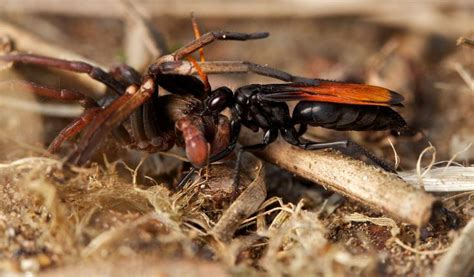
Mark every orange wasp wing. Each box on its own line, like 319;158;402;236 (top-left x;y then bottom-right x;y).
259;80;404;107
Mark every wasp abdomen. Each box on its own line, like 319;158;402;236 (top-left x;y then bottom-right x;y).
292;101;408;132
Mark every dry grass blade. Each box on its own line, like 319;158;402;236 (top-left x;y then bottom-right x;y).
81;212;184;257
452;62;474;93
433;219;474;277
0;156;61;169
260;201;378;275
400;143;474;192
343;212;400;236
400;166;474;192
343;213;449;256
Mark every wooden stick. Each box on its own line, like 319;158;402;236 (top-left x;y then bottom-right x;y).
433;219;474;277
239;128;437;227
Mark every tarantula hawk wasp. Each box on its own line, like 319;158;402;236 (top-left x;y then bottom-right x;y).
0;20;318;174
161;58;413;186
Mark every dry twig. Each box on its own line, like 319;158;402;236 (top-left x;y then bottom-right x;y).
400;166;474;192
211;162;266;242
239;129;437;227
457;37;474;49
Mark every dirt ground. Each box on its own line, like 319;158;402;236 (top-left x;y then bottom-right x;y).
0;1;473;276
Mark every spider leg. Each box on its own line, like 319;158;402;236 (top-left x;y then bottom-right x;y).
111;64;175;152
68;78;156;165
172;31;269;60
148;30;269;77
109;64;142;86
0;53;127;94
159;60;318;85
0;80;97;105
0;79;134;152
48;107;102;153
231;128;278;191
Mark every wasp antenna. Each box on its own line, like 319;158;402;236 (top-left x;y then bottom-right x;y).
190;13;206;63
188;14;210;92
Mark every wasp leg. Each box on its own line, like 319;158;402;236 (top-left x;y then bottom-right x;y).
230;128;279;192
158;60;319;85
281;127;396;172
343;141;396;173
0;54;126;94
175;167;196;190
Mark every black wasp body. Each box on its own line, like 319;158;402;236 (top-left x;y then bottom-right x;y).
292;101;408;132
203;81;411;172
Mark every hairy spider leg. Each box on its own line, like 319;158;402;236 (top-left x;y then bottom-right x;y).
159;60;319;85
0;54;126;95
68;78;156;165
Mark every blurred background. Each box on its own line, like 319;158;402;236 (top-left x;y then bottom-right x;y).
0;0;472;168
